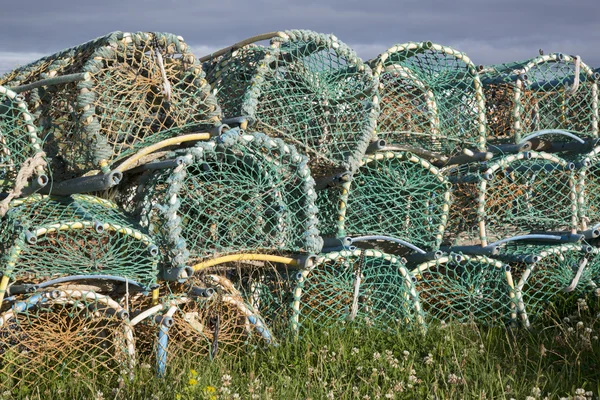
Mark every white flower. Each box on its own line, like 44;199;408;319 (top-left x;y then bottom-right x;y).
532;387;542;397
424;353;434;365
327;391;335;399
373;352;381;360
351;347;359;355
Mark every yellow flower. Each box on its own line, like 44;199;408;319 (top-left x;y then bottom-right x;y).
189;378;198;386
190;369;198;378
203;386;217;394
175;395;182;400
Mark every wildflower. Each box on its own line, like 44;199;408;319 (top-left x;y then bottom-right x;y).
563;317;570;323
308;367;314;375
424;353;434;365
327;391;335;400
532;387;542;397
190;369;198;377
393;381;405;393
175;395;181;400
385;392;394;399
352;347;359;355
577;321;585;329
203;386;217;394
188;378;198;386
575;388;585;395
479;344;485;354
403;350;410;360
448;374;460;384
222;374;232;386
373;352;381;360
352;386;359;394
232;394;241;399
593;336;599;340
585;327;593;333
525;397;536;400
567;327;574;333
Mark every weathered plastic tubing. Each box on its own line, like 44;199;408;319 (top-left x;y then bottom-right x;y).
321;237;352;248
41;170;123;195
444;150;493;166
221;116;250;130
124;156;187;174
156;321;170;377
404;250;444;264
488;234;566;247
161;266;195;282
198;31;282;62
191;254;302;272
440;245;499;256
9;72;90;94
29;275;151;292
487;142;532;154
366;139;387;154
495;253;541;264
380;145;448;165
519;129;585;145
349;235;427;254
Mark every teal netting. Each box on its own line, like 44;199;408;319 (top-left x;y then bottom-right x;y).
481;53;599;144
0;31;221;177
133;130;322;270
370;41;487;155
204;30;379;174
292;249;424;332
0;194;159;290
411;253;516;324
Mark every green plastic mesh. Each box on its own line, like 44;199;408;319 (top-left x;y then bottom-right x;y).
204;30;379;174
0;31;221;177
292;249;424;332
445;151;578;246
371;42;487;155
0;289;134;391
134;130;322;270
494;243;598;327
0;85;44;193
0;194;159;290
327;151;451;253
411;253;516;324
481;53;599;144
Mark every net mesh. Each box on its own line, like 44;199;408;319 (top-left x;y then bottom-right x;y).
445;151;578;246
204;30;379;174
0;85;44;193
578;147;600;231
336;151;451;253
371;42;487;155
0;290;134;391
293;249;424;332
482;53;599;144
411;253;516;324
0;194;159;290
0;31;221;178
494;242;599;327
133;131;322;270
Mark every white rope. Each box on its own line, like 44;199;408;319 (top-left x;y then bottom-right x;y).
154;48;172;101
563;257;587;293
566;55;581;95
349;271;362;321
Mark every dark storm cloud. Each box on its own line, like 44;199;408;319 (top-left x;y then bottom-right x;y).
0;0;599;74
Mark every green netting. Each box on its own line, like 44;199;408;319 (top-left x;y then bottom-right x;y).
370;42;487;155
482;53;599;144
204;30;379;174
0;194;159;290
321;150;451;253
411;253;516;324
0;31;221;177
133;130;322;270
494;242;598;327
0;85;45;193
445;151;578;246
0;289;134;391
292;249;424;332
577;146;600;231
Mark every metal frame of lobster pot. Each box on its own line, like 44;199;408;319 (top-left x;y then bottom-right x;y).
201;30;379;176
370;41;487;158
0;31;221;180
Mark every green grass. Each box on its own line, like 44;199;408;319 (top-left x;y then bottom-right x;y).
2;294;600;400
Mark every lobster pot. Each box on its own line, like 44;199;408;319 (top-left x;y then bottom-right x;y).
495;243;599;327
0;85;45;193
0;289;135;391
577;147;600;231
133;273;277;369
0;31;221;177
0;194;159;291
204;30;379;175
292;249;424;332
371;41;487;155
411;253;516;324
482;53;599;144
134;131;322;270
323;150;451;254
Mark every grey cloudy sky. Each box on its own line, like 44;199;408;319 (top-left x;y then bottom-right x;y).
1;0;599;74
